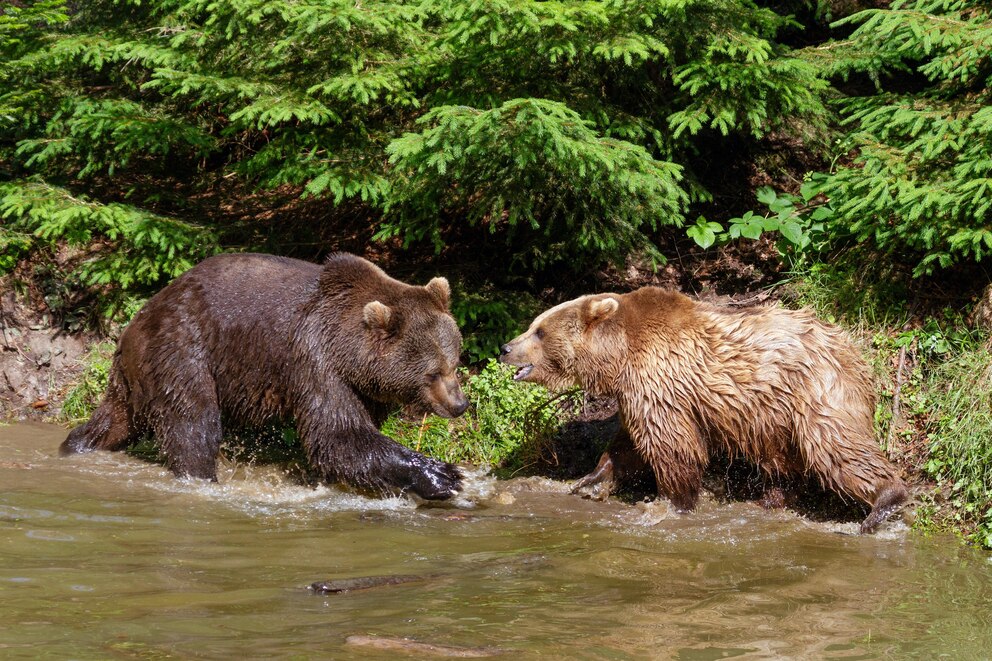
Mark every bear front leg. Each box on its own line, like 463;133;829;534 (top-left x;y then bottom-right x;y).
624;405;708;512
572;418;654;500
304;424;461;500
376;439;463;500
294;380;461;500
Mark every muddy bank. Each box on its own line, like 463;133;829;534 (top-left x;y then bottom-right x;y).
0;291;96;421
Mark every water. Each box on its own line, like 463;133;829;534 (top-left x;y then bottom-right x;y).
2;423;990;659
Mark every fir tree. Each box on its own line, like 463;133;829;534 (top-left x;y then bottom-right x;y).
801;0;992;275
1;0;829;304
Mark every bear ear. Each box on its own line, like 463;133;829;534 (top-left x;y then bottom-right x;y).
584;297;620;325
425;277;451;310
363;300;394;332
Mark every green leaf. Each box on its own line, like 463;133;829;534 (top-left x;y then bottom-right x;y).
778;220;805;245
756;186;777;206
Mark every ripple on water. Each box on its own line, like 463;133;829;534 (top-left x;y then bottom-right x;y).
25;530;76;542
0;505;55;521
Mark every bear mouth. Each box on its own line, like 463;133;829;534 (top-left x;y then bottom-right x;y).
512;364;534;381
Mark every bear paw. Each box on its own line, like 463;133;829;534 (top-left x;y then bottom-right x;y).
400;453;462;500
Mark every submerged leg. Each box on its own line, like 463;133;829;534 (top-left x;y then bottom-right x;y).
796;420;909;534
150;375;223;481
635;411;708;513
60;374;136;456
571;421;654;500
294;376;461;500
860;481;910;533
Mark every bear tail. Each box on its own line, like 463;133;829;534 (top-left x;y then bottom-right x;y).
860;480;910;534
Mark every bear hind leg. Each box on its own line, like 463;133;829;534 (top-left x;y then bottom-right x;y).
151;384;224;481
60;384;137;456
860;480;909;534
797;424;909;533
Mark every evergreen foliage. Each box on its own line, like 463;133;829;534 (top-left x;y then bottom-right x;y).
382;98;687;267
0;180;218;313
800;0;992;275
1;0;827;294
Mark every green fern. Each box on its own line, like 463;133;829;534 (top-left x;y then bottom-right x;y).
0;180;218;314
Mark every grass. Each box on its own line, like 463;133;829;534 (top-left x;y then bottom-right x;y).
921;344;992;547
60;341;115;425
382;359;580;469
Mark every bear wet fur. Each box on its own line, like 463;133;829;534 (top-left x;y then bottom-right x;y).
500;287;909;532
61;253;467;500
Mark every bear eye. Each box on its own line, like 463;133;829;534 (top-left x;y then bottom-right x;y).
427;372;441;383
535;327;545;340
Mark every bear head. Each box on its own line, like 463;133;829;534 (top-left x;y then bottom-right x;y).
318;255;469;419
499;294;622;393
360;277;469;418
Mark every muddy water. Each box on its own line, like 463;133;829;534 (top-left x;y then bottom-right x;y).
1;423;990;660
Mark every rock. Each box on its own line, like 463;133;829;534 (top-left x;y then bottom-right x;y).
309;574;427;594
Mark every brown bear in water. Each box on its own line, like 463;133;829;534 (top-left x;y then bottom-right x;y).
61;253;467;500
500;288;908;532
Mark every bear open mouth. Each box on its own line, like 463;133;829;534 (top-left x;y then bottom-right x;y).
512;364;534;381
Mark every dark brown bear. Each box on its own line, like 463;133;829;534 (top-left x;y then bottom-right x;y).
500;288;908;532
61;253;467;499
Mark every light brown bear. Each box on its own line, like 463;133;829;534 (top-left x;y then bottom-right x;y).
500;288;908;532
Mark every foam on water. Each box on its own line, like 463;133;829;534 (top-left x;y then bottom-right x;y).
449;465;498;508
79;456;505;519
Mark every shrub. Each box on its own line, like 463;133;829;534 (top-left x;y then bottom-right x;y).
449;286;542;365
0;181;218;317
383;359;580;467
60;341;115;424
2;0;830;295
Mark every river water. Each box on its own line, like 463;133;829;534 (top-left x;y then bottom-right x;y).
1;422;990;659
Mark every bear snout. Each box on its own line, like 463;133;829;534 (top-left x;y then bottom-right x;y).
449;395;469;417
429;376;470;418
437;391;468;418
498;339;535;379
498;340;523;365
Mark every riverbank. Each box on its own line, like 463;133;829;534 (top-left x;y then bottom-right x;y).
4;252;989;547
